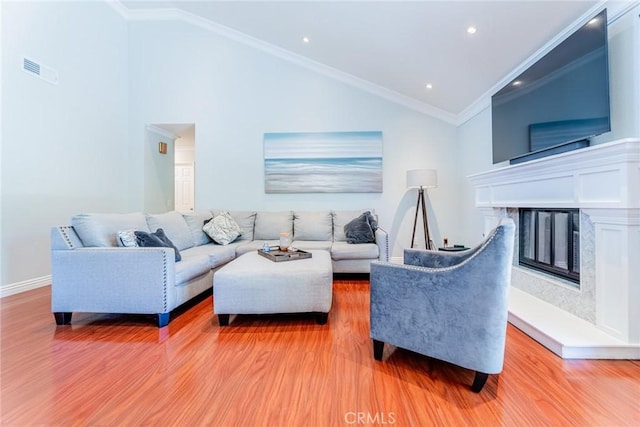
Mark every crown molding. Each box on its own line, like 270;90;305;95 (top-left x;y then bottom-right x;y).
110;1;457;124
110;0;634;128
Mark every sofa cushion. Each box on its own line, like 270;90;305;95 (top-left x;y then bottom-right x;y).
174;254;211;287
332;210;375;242
181;244;237;269
294;211;333;241
254;211;293;240
331;241;379;260
203;211;241;245
145;211;194;251
182;211;213;246
292;240;333;251
71;212;150;247
135;228;182;262
212;210;256;241
344;211;378;244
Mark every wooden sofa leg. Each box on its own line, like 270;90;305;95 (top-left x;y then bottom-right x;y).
218;314;230;326
157;313;170;328
471;371;489;392
373;339;385;361
54;312;72;325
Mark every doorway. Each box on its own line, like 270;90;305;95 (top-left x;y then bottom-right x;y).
145;123;196;214
175;162;195;213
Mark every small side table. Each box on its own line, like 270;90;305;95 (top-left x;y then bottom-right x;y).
438;245;469;252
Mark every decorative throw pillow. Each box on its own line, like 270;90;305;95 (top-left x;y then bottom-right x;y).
117;229;138;247
134;228;182;262
203;211;241;245
344;211;378;244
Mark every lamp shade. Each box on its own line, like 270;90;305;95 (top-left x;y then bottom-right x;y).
406;169;437;189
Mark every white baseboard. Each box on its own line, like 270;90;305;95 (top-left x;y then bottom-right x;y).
0;275;51;298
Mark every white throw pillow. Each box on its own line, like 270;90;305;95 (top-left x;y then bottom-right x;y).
203;211;241;245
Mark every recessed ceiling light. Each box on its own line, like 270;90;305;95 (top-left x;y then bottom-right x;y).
426;83;433;90
467;26;477;35
302;36;310;43
513;80;522;86
588;17;599;26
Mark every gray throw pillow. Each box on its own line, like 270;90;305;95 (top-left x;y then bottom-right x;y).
134;228;182;262
344;211;378;244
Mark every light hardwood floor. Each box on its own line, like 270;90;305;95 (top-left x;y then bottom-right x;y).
1;278;639;426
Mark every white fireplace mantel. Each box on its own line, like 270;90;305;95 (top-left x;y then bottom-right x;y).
468;138;640;210
468;138;640;359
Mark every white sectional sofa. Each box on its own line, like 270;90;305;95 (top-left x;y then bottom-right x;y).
51;209;388;327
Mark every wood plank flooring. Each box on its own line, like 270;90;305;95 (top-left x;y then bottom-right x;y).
1;278;639;426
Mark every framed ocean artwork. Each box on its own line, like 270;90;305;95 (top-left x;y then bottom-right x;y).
264;131;383;193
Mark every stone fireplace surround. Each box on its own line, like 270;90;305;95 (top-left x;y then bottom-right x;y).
468;138;639;359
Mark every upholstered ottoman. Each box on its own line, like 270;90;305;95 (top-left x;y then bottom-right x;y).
213;250;333;325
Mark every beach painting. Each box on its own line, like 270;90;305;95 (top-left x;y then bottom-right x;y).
264;131;383;193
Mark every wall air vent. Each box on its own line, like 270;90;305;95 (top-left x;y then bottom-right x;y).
22;56;58;85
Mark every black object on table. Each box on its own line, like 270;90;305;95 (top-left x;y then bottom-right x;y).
438;245;469;252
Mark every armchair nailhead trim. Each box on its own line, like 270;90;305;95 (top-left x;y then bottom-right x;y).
376;226;502;273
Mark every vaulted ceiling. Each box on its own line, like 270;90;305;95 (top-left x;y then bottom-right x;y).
118;1;603;123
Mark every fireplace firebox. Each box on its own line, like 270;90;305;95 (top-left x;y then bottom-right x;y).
519;208;580;285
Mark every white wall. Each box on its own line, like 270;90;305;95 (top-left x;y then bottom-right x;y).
175;125;195;164
127;20;460;258
458;2;640;241
455;107;494;244
0;1;129;291
144;129;175;213
6;2;632;293
591;3;640;144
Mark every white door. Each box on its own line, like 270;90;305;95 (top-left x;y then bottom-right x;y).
175;163;195;213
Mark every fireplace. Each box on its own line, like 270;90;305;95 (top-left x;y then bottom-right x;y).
519;208;580;284
468;138;639;359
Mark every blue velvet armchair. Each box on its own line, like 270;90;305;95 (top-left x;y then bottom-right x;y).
369;219;515;392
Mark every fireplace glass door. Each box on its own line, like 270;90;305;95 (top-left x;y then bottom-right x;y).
520;209;580;284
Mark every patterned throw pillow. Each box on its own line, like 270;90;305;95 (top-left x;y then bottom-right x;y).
117;229;138;247
203;211;241;245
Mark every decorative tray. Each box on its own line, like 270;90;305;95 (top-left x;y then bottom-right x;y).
258;248;312;262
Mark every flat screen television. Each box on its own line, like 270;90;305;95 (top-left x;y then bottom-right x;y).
491;9;610;165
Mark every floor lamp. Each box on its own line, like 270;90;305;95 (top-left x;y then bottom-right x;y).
407;169;437;249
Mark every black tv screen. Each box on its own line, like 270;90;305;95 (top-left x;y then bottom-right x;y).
492;9;610;164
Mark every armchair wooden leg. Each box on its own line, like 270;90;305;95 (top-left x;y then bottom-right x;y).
53;312;72;325
470;371;489;392
373;339;385;361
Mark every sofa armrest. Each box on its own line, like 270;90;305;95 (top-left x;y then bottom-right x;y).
51;247;177;315
375;228;389;262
